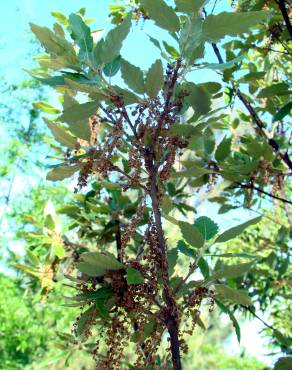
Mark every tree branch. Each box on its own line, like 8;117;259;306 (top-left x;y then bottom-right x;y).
210;43;292;171
235;182;292;205
115;219;122;263
145;148;182;370
275;0;292;39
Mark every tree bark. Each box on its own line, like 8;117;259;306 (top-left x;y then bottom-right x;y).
146;150;182;370
276;0;292;39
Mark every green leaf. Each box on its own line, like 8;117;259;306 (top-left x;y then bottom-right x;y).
53;244;65;258
126;267;144;285
202;11;267;42
167;248;178;276
102;13;131;63
76;305;95;337
54;23;65;38
177;240;196;258
215;216;262;243
164;215;179;225
179;16;204;64
59;101;97;141
257;83;290;98
215;285;252;305
200;55;244;71
206;262;253;283
273;101;292;122
112;86;140;105
120;58;145;94
103;55;121;77
186;82;211;115
27;250;40;266
179;221;204;248
30;23;76;58
93;38;105;66
238;71;266;83
161;195;173;214
44;214;55;230
215;137;232;162
141;0;180;32
32;75;65;87
194;216;218;241
46;164;80;181
148;35;162;51
145;59;164;98
60;101;98;123
144;318;157;339
76;252;124;277
45;119;77;148
96;300;111;320
51;11;68;26
162;41;180;58
203;128;215;154
69;287;113;302
273;330;291;347
69;13;93;60
198;257;210;278
175;0;207;13
33;101;60;114
274;357;292;370
170;124;200;137
173;167;213;177
215;299;241;343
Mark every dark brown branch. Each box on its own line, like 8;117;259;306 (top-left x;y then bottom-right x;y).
275;0;292;39
154;58;181;142
210;43;292;171
99;106;141;151
145;148;182;370
111;165;147;191
235;182;292;205
115;219;122;263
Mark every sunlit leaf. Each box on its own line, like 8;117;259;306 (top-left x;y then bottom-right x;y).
102;13;131;63
69;13;93;60
45;119;77;149
175;0;207;13
46;164;80;181
76;252;124;276
145;59;163;98
215;284;252;305
273;101;292;122
194;216;218;241
215;217;261;243
179;221;204;248
202;11;268;42
141;0;180;32
206;262;253;283
120;58;145;94
33;101;60;114
215;137;232;162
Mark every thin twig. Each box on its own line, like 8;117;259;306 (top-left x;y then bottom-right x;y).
235;182;292;205
210;43;292;170
274;0;292;39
